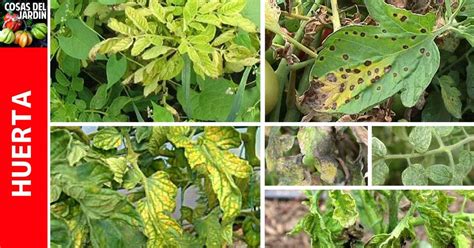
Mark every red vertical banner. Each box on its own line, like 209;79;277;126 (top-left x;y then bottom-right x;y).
0;47;47;247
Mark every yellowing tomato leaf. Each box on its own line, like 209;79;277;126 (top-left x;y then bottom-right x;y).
167;126;252;244
300;0;439;114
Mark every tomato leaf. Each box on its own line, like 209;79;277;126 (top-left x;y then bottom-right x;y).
409;127;433;153
300;0;439;114
402;164;428;185
58;19;100;60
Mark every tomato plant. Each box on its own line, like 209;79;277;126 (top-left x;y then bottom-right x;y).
50;126;260;247
372;126;474;186
50;0;260;122
265;0;474;122
287;190;474;247
265;126;367;185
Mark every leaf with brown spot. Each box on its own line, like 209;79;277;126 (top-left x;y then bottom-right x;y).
300;0;440;114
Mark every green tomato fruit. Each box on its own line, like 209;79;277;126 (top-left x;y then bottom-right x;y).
265;60;279;115
0;28;15;44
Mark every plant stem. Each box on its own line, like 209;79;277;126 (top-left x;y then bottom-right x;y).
242;127;260;167
281;11;311;21
384;136;474;160
330;0;341;31
387;191;399;232
445;0;453;19
289;59;315;70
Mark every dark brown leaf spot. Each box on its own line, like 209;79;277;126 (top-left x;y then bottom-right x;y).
364;60;372;66
411;35;417;40
353;69;361;74
393;13;398;17
349;85;355;91
345;68;352;73
374;68;380;74
360;32;366;37
420;28;427;33
400;16;407;22
342;54;349;60
382;29;387;33
403;67;409;71
384;65;392;73
426;52;430;57
420;48;425;54
358;78;364;84
319;56;325;61
374;35;379;39
329;45;335;51
345;99;350;104
403;45;409;49
367;71;372;76
331;102;337;110
353;31;358;35
339;67;344;72
345;31;349;35
341;74;348;79
376;86;382;90
393;72;398;77
391;37;397;41
355;95;360;100
327;73;337;82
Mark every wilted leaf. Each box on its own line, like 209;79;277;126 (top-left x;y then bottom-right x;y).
93;128;123;150
329;191;358;228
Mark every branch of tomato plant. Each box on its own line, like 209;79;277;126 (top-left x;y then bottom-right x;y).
384;136;474;160
387;191;400;232
268;1;323;121
330;0;341;31
242;127;260;167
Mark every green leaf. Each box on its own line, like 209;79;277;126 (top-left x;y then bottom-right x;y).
90;85;108;110
329;191;358;228
372;160;389;185
106;55;128;89
439;75;462;118
426;164;452;184
194;209;224;248
467;53;474;99
372;137;387;158
300;0;439;114
402;164;428;186
366;207;415;247
433;126;454;137
125;7;149;32
409;127;432;153
168;127;251;243
289;193;336;247
459;0;474;17
92;128;123;150
149;0;167;23
148;127;169;156
67;140;88;166
241;0;260;28
417;204;454;247
104;157;128;184
58;19;100;60
107;18;135;36
219;0;246;16
151;102;174;122
136;171;183;247
50;215;72;248
98;0;126;5
183;0;198;27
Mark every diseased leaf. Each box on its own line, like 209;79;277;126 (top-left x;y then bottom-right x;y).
366;207;415;247
168;127;251;244
433;126;454;137
426;164;452;184
372;137;387;158
329;191;358;228
402;164;428;185
194;209;224;248
372;160;389;185
409;127;432;153
299;0;439;114
93;128;123;150
136;171;183;247
439;75;462;119
125;7;149;32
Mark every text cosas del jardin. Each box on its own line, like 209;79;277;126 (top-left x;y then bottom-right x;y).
4;2;47;19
